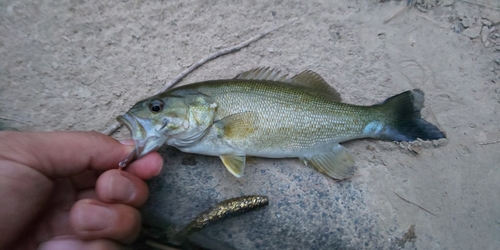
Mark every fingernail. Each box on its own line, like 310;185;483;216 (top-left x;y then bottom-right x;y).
39;237;85;250
154;161;163;176
119;139;135;146
108;173;135;202
76;202;114;231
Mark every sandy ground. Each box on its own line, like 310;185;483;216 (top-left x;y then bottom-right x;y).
1;0;500;249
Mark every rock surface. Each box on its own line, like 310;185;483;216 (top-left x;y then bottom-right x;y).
463;26;482;38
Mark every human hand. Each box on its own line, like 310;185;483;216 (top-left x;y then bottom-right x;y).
0;131;164;249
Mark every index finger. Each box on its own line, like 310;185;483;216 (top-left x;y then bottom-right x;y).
0;131;134;178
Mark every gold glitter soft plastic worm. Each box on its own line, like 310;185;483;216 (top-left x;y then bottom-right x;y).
171;195;269;244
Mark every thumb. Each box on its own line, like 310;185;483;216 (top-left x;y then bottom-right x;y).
0;131;132;178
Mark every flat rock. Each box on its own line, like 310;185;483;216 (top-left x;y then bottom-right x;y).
442;0;455;6
463;26;482;39
482;9;500;25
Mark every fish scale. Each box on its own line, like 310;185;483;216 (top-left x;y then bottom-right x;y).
192;80;375;147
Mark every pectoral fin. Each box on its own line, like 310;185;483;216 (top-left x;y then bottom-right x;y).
300;145;355;180
213;112;257;140
220;154;246;178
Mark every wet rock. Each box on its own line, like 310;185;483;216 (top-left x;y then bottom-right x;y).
181;156;198;166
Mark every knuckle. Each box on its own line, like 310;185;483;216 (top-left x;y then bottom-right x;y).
83;131;105;142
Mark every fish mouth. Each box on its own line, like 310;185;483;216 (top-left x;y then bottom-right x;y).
116;113;167;167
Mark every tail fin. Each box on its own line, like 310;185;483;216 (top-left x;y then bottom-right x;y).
376;89;445;142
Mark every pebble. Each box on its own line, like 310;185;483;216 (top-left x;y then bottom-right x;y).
481;19;492;27
453;23;465;34
442;0;455;6
462;26;482;39
481;26;490;43
461;17;472;28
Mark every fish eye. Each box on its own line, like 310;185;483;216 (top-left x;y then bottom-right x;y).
148;100;165;113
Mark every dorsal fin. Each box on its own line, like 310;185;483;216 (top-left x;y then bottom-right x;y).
234;67;290;82
234;68;342;102
291;70;342;102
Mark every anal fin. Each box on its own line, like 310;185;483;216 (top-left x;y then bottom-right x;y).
220;154;246;178
300;145;355;180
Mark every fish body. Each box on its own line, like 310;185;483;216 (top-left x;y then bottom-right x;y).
118;68;445;179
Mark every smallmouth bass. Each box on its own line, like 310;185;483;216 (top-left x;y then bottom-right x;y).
117;68;445;179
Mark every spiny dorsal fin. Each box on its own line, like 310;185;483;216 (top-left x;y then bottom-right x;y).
213;112;257;139
300;144;355;180
220;154;246;177
234;67;290;82
235;68;341;102
291;70;342;102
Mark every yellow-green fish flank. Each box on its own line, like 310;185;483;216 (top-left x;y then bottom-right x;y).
117;68;445;179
